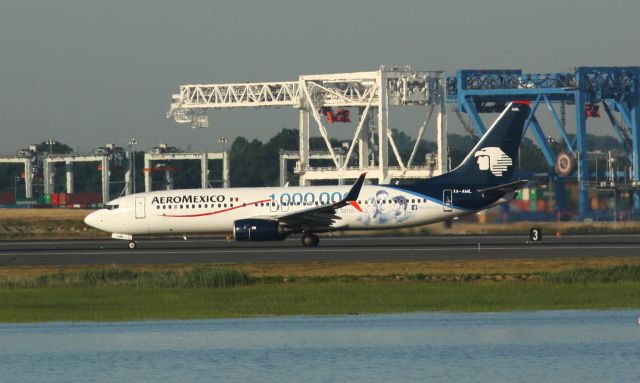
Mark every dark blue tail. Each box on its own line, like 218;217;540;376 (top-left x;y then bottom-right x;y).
438;101;529;186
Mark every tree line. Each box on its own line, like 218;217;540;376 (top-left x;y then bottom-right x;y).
0;131;629;197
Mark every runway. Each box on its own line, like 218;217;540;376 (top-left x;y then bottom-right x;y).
1;233;640;266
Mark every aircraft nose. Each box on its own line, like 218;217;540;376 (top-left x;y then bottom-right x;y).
84;210;103;230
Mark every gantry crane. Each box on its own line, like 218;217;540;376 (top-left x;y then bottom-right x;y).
167;66;448;185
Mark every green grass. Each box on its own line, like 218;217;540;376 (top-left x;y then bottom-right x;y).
541;264;640;283
2;265;640;322
0;266;254;288
1;282;640;322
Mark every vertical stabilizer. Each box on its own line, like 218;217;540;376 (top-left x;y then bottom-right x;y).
444;101;530;185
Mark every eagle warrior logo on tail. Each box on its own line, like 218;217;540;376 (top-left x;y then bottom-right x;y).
474;147;513;176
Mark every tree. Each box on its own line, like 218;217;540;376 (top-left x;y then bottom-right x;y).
229;137;265;187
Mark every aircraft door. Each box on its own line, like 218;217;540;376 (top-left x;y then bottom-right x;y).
135;197;146;219
443;189;453;212
270;197;278;212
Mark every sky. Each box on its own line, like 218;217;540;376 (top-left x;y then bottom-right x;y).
0;0;639;154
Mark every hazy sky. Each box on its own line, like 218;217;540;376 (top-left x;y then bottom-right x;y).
1;0;639;153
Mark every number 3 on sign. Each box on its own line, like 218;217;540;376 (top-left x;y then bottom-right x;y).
529;228;542;242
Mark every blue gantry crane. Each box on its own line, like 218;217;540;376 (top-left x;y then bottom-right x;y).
447;66;640;219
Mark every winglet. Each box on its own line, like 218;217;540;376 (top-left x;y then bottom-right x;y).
343;172;367;202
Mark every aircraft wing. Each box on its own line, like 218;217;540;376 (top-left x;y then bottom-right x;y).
273;172;367;231
477;179;530;194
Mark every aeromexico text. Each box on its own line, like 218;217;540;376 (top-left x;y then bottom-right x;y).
151;195;226;204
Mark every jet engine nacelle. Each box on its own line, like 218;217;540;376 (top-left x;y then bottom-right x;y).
233;219;287;241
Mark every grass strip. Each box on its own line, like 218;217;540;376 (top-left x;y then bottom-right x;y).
1;282;639;322
4;264;640;287
2;265;640;322
0;266;254;289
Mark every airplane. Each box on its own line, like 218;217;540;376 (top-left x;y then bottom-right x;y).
85;101;531;249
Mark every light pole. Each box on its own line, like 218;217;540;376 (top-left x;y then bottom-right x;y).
46;138;56;155
218;137;228;152
595;151;599;221
128;138;138;194
546;136;556;189
218;137;229;188
14;176;20;199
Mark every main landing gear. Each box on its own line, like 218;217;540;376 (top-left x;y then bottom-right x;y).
301;233;319;247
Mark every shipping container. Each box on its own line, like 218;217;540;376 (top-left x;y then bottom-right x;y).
58;193;67;206
51;193;59;207
0;192;16;205
16;198;39;207
598;199;608;211
515;200;529;211
43;194;51;205
67;192;102;205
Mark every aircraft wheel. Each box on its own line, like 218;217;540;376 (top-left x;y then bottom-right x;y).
128;241;137;250
301;233;319;247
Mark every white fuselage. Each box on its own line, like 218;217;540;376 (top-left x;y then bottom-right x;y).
85;184;473;236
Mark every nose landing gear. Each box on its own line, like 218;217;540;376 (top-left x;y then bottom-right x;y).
301;233;319;247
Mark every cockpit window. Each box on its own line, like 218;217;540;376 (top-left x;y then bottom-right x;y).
105;204;120;210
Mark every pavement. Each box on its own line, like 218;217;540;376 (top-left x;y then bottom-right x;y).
1;233;639;266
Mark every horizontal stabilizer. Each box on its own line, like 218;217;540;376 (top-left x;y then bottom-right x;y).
477;180;530;194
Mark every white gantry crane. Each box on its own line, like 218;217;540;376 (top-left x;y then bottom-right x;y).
167;66;447;185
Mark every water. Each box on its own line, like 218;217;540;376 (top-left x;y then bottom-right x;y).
1;311;639;383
